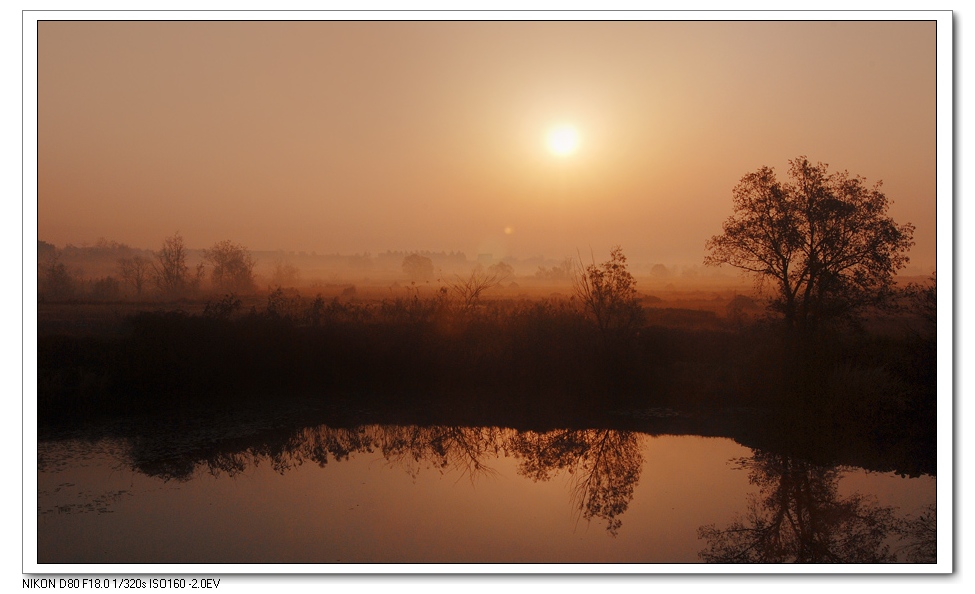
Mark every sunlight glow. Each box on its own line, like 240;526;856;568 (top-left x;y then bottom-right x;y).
546;124;580;157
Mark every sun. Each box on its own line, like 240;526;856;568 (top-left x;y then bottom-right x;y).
546;124;580;157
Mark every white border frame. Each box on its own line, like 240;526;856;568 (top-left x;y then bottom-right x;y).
21;9;954;577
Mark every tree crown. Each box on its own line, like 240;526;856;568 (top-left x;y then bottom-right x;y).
705;157;914;330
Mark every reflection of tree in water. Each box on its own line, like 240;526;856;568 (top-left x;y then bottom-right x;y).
130;425;378;480
698;452;935;563
373;425;506;480
896;503;937;563
274;426;376;472
126;422;643;535
508;429;643;536
184;425;504;481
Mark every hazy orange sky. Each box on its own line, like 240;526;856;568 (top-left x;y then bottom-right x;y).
37;20;937;271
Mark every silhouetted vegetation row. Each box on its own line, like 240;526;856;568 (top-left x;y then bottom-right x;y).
38;285;935;466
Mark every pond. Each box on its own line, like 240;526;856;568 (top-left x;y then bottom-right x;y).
35;417;936;566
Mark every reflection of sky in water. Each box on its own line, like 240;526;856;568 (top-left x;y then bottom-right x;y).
36;430;936;564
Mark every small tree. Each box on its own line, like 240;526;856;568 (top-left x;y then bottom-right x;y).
88;276;122;302
705;157;914;332
152;232;189;294
535;256;574;282
204;239;256;294
488;260;514;281
575;246;642;343
39;251;74;301
402;253;435;283
650;263;671;279
118;255;152;296
903;272;936;328
450;265;506;314
270;259;301;288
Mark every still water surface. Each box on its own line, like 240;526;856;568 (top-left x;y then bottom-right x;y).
37;424;935;564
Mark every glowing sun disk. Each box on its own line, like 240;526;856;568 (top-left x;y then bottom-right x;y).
547;125;580;156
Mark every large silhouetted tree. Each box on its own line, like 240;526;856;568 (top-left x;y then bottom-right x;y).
705;157;914;332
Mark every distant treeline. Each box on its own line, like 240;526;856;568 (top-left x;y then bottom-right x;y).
36;236;747;304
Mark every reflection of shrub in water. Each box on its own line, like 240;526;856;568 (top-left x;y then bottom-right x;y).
509;429;643;536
